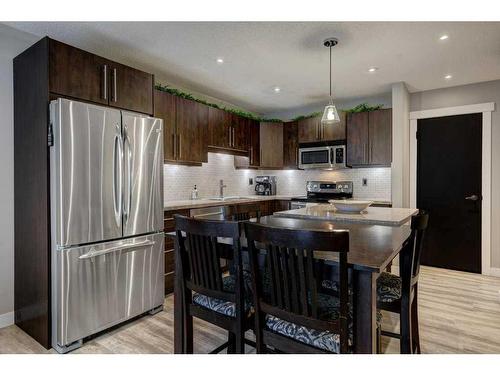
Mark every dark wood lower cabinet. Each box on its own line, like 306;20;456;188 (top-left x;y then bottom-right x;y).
164;208;189;295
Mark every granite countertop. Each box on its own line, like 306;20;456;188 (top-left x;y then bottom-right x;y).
164;195;295;211
273;204;417;227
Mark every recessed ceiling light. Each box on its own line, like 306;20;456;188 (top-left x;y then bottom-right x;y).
445;74;452;79
273;86;281;93
216;58;224;64
439;35;449;41
368;67;378;73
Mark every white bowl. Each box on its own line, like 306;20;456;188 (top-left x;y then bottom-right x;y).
328;200;373;213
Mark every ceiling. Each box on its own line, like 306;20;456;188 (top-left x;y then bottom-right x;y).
5;22;500;115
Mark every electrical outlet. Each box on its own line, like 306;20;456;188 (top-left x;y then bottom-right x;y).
249;178;253;185
362;178;368;186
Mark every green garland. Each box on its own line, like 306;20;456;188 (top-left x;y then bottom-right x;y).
155;84;383;123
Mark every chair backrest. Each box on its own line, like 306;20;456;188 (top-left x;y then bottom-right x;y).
401;211;429;287
225;203;261;222
174;214;242;303
244;221;350;353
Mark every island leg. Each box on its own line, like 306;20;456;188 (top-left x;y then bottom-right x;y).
354;270;378;353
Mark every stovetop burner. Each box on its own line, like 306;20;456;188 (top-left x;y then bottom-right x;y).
291;180;353;203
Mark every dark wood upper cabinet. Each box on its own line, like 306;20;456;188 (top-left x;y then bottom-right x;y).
248;119;260;167
48;38;154;115
154;90;176;162
107;61;154;115
49;39;109;105
283;121;299;168
231;114;248;152
346;111;369;166
208;107;230;149
298;112;346;143
368;109;392;166
346;109;392;167
298;116;320;143
260;122;283;169
175;96;208;164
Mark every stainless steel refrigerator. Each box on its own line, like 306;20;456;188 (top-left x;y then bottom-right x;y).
49;98;164;353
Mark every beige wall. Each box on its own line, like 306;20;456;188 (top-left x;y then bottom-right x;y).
409;80;500;269
0;25;37;326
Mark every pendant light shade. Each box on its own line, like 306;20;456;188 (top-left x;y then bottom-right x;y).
321;38;341;125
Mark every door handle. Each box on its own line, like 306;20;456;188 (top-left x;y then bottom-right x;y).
113;131;123;226
465;194;480;201
78;240;155;259
123;128;132;224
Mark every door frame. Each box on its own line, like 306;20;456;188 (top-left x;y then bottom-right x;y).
409;102;495;276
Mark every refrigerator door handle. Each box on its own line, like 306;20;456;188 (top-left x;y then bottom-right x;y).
113;131;123;227
78;240;156;259
123;127;132;225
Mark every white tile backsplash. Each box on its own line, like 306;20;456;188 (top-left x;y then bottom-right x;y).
164;153;391;203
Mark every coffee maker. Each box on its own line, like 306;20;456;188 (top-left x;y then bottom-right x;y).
255;176;277;196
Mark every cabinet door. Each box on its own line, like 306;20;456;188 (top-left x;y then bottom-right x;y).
260;122;283;168
283;121;299;168
322;111;346;141
154;90;176;161
108;62;154;115
346;112;369;166
208;107;230;149
248;119;260;167
298;116;320;143
231;114;248;151
49;39;108;105
368;109;392;166
176;97;208;163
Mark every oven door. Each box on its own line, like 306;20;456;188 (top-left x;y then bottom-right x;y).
298;146;334;169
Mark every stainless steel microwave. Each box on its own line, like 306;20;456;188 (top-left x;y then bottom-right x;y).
298;145;346;169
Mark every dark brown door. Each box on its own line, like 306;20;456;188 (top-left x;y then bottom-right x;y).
368;109;392;166
49;39;108;105
322;111;346;141
346;112;369;166
154;90;176;161
417;113;482;273
108;62;154;115
283;121;298;168
248;119;260;167
298;116;320;143
176;97;208;163
231;114;248;151
208;107;230;149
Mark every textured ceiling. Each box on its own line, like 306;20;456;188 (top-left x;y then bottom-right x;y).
5;22;500;115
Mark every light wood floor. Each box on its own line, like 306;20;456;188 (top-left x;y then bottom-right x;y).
2;266;500;354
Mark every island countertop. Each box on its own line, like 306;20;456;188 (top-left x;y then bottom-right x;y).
274;204;418;227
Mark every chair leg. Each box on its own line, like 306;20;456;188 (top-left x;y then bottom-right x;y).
400;304;412;354
227;332;236;354
411;289;421;354
235;329;245;354
185;314;194;354
376;326;382;354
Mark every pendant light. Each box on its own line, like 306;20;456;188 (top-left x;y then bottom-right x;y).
321;38;341;125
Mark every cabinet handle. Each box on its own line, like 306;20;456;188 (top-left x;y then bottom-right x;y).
228;127;232;147
112;68;117;102
172;134;176;159
250;146;253;164
370;144;373;163
102;65;108;100
232;127;235;148
178;135;181;158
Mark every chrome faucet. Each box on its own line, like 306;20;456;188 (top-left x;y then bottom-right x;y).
219;179;227;199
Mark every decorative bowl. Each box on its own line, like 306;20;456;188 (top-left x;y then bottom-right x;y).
328;200;373;213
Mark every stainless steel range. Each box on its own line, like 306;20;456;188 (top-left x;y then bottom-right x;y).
50;99;164;353
290;181;353;209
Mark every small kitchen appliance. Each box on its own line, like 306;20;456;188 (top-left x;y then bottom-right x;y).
255;175;277;196
298;142;346;170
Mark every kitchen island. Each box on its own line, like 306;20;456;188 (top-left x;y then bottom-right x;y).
274;203;417;226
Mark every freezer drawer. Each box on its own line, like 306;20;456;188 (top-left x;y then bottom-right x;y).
52;233;164;349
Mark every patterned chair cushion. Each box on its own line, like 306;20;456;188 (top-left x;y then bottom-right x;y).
321;279;353;295
264;293;382;353
192;272;253;318
376;272;402;303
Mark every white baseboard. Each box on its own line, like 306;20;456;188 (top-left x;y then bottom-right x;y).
484;267;500;277
0;311;14;329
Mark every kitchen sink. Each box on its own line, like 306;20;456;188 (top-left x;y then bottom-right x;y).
207;196;256;201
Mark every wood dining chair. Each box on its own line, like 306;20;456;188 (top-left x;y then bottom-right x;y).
174;214;253;353
376;211;429;354
225;203;261;221
244;221;352;353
